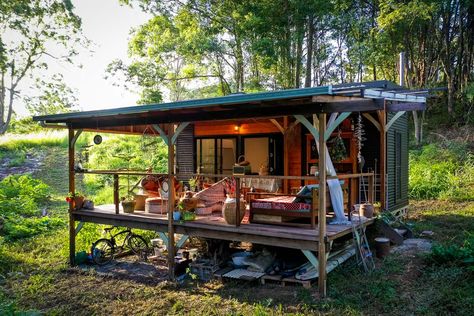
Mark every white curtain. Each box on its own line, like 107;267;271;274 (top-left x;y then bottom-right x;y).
314;114;350;225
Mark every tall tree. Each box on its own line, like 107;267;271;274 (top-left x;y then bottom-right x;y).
0;0;83;134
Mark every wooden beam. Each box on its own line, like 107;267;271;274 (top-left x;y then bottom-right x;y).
283;117;289;194
324;112;351;140
385;102;425;112
362;113;381;132
167;124;176;281
70;129;83;147
68;128;76;266
171;122;190;145
113;174;119;214
294;115;319;140
385;111;406;132
269;118;285;134
318;113;327;297
75;222;84;236
378;109;387;210
152;124;169;145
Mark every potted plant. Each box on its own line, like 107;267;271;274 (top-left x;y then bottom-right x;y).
173;200;183;221
66;192;85;210
188;176;199;192
121;195;136;213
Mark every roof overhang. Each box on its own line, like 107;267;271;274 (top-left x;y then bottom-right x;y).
33;80;426;131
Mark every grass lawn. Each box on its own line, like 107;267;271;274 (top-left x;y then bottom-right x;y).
0;200;472;315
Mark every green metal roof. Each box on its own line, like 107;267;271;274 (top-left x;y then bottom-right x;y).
33;85;332;123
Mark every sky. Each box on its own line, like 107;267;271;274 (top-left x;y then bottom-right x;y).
16;0;150;116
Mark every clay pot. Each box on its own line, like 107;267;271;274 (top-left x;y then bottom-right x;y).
122;200;136;213
134;194;148;211
73;196;85;210
360;203;374;218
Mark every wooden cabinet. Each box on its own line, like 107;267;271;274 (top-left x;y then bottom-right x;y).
305;131;357;175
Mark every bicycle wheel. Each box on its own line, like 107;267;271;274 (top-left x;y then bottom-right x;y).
91;238;114;265
127;234;149;256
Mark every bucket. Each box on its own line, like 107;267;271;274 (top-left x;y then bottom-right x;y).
374;237;390;258
134;194;148;211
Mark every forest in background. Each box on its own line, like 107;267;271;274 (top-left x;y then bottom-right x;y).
1;0;474;142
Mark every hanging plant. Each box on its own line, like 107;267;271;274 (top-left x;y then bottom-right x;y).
328;130;347;162
354;112;366;168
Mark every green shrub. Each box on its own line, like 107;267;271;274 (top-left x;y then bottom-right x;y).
409;143;474;201
428;233;474;271
0;175;64;241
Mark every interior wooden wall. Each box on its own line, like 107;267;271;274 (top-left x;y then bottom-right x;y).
287;124;302;190
194;120;281;137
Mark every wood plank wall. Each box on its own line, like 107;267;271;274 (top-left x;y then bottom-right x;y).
194;121;280;137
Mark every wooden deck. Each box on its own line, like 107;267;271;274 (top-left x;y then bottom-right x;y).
74;205;374;251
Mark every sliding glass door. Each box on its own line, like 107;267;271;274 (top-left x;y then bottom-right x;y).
196;138;237;174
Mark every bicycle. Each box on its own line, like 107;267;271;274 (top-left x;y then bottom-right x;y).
91;226;149;265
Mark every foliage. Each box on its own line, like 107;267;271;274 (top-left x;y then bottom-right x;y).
0;175;63;240
409;143;474;201
24;74;79;116
428;233;474;271
0;0;84;134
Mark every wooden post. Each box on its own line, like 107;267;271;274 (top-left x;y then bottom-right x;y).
378;107;387;210
283;116;289;194
113;174;119;214
311;188;318;229
368;173;374;204
167;124;176;281
235;177;241;227
318;113;327;297
68;128;76;266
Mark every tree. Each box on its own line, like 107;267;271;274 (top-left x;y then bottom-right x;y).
0;0;83;134
24;74;78;116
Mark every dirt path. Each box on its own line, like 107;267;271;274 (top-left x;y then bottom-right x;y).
0;151;45;180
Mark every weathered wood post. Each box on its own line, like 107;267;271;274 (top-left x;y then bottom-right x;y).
167;124;176;280
235;177;241;227
378;107;387;210
318;113;327;297
113;174;119;214
68;128;76;266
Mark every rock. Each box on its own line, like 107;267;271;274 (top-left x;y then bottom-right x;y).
391;238;432;254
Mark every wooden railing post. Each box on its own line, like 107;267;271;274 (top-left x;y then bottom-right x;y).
113;174;119;214
318;113;327;297
235;177;241;227
68;128;76;266
167;124;176;281
368;173;374;204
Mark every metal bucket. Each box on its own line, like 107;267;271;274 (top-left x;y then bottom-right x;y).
374;237;390;258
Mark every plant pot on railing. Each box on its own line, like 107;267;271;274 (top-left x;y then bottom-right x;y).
121;199;136;213
222;196;246;225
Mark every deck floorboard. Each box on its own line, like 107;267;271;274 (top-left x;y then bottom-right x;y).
73;205;374;251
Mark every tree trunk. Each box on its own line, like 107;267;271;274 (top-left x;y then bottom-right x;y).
412;111;421;146
305;15;314;88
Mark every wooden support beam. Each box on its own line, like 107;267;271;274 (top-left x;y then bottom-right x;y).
378;109;387;210
324;112;351;140
302;250;319;268
152;124;169;145
269;119;285;134
75;222;84;236
318;113;327;297
171;122;190;144
294;115;319;140
176;235;189;249
113;174;119;214
167;124;176;281
385;102;425;112
362;113;381;132
68;128;76;266
311;188;318;229
235;177;241;227
283;117;289;194
385;111;406;132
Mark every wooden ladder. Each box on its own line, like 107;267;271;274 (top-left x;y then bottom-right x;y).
351;212;375;272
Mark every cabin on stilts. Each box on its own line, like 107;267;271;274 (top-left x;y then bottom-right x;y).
33;80;425;296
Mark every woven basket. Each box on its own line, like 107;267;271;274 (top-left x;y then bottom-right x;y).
222;197;246;225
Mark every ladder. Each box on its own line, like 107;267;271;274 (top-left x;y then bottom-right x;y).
351;211;375;272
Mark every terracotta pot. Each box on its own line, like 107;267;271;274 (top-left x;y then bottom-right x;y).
360;203;374;218
134;194;148;211
122;200;136;213
73;196;84;210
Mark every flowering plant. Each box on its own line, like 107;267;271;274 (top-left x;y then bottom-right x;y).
65;192;84;203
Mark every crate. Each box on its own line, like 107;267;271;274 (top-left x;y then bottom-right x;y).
189;260;220;281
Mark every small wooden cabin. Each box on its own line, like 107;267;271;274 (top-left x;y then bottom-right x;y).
33;80;425;296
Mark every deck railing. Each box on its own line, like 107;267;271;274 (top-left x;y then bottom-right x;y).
76;169;374;229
